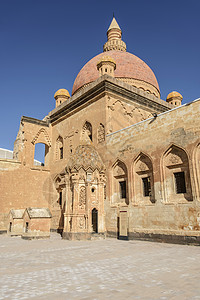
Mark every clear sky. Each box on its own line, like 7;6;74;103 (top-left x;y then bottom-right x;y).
1;0;200;151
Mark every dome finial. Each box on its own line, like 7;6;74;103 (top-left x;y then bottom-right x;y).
103;16;126;52
107;16;121;32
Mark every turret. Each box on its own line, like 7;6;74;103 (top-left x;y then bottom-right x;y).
96;56;116;77
166;91;183;107
54;89;70;108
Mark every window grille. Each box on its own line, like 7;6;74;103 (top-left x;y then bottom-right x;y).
142;177;151;197
9;222;12;232
60;147;63;159
25;222;29;233
59;191;62;206
119;181;126;199
174;172;186;194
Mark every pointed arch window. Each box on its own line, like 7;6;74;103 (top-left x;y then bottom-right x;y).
56;136;64;160
34;143;49;166
134;153;155;204
82;121;92;141
162;145;192;202
112;160;129;205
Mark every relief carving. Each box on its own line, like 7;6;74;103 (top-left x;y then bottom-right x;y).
138;162;148;171
113;165;126;177
108;99;152;122
135;161;149;173
167;153;183;166
79;186;86;209
79;175;85;181
98;123;105;143
79;217;85;229
119;145;134;156
32;128;51;146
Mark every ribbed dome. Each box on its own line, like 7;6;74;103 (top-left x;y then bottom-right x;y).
72;51;160;96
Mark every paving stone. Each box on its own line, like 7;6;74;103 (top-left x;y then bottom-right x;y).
0;234;200;299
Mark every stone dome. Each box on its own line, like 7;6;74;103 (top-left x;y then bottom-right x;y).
72;17;160;98
72;51;160;97
54;89;70;99
166;91;183;101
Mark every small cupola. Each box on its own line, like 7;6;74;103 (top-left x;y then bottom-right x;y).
54;89;70;108
96;56;116;77
166;91;183;107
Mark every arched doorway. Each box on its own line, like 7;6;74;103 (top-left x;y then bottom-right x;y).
92;208;98;233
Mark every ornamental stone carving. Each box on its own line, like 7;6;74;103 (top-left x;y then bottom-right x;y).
167;153;183;166
79;217;85;229
79;186;86;209
98;123;105;143
31;128;51;147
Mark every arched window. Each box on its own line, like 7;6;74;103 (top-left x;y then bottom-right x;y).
56;136;63;160
92;208;98;233
162;145;192;203
34;143;49;166
112;160;128;205
98;123;105;143
133;153;155;204
59;191;62;206
82;121;92;141
54;175;66;212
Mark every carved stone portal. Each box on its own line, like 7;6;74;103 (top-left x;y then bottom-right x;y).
63;144;106;240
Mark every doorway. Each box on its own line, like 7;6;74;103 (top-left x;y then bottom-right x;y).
92;208;98;233
119;211;128;240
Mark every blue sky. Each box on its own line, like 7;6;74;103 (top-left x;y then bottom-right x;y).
1;0;200;151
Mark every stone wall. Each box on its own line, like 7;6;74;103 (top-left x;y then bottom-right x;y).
0;117;52;231
105;99;200;239
0;160;51;231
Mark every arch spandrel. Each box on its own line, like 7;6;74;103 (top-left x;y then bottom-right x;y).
133;152;153;174
163;144;189;167
32;128;51;147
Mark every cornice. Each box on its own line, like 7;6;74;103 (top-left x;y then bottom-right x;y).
48;75;173;124
21;116;49;127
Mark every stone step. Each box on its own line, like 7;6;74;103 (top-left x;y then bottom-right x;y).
91;233;106;240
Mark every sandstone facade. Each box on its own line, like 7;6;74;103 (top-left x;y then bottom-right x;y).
0;17;199;244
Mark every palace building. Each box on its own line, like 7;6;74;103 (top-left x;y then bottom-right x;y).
1;17;200;243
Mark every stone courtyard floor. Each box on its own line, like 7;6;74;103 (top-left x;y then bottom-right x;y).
0;234;200;300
